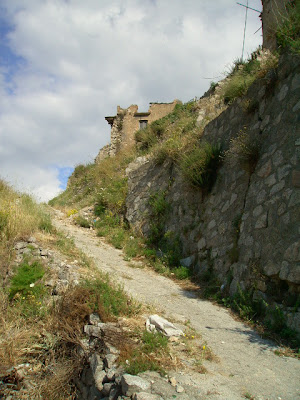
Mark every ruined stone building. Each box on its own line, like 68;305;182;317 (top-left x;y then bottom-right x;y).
95;100;179;162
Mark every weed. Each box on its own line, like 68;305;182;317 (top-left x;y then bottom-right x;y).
122;329;169;375
173;265;191;280
9;258;45;300
147;191;170;246
66;208;78;217
179;142;223;191
82;276;139;319
124;351;165;375
124;236;144;259
74;215;90;228
228;214;242;263
142;330;168;354
135;126;159;151
210;81;217;90
222;52;278;104
276;1;300;54
109;228;126;249
225;129;261;174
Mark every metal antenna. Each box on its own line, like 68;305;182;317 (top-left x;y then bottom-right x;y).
237;2;261;61
241;0;249;61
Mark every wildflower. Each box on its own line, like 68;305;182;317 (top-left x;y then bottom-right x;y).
203;345;206;350
29;283;35;288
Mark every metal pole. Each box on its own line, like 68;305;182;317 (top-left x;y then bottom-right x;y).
237;2;260;13
241;0;249;61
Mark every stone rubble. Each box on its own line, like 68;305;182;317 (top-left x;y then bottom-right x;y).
76;313;200;400
146;315;184;337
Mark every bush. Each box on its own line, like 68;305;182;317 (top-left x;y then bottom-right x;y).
74;215;90;228
9;259;45;300
225;130;261;173
173;265;191;280
276;1;300;54
179;142;223;191
135;127;159;151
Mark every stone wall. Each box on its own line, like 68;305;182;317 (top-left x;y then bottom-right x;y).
261;0;293;51
125;53;300;332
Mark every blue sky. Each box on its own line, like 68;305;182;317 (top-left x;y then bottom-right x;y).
0;0;262;202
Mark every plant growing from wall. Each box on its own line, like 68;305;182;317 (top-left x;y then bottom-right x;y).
228;214;242;263
179;142;223;191
147;190;170;246
276;0;300;54
225;129;261;174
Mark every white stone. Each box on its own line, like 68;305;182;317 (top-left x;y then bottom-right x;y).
148;315;183;337
121;374;151;397
197;237;206;250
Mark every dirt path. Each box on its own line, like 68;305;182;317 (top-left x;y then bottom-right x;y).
53;215;300;400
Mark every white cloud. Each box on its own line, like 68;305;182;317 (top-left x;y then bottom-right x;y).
0;0;262;202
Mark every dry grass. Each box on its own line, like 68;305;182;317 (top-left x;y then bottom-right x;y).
34;357;81;400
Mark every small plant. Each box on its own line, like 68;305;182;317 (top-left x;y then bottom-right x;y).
141;330;168;354
147;191;170;246
228;214;242;263
9;258;45;300
225;130;261;173
210;81;217;91
123;329;168;375
179;142;223;191
276;1;300;54
173;265;191;280
67;209;78;217
74;215;90;228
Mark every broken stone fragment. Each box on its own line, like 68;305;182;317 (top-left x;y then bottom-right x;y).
104;353;119;369
14;242;28;250
84;325;102;338
147;315;184;337
89;312;101;325
121;374;151;397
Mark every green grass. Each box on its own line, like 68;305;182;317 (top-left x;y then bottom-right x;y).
82;276;139;318
124;330;168;375
222;54;278;104
141;330;168;354
74;215;90;228
9;258;45;300
276;0;300;54
179;142;223;191
225;129;261;174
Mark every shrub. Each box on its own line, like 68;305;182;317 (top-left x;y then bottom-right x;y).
74;215;90;228
225;130;261;173
276;1;300;54
82;276;139;319
135;127;159;151
152;135;182;165
222;53;278;104
179;142;223;191
9;259;45;300
173;265;191;280
147;191;170;246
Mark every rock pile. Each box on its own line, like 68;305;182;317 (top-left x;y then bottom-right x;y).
76;313;196;400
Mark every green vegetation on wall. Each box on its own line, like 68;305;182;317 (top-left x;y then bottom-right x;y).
276;0;300;54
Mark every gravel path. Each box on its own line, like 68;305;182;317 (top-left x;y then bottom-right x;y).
54;216;300;400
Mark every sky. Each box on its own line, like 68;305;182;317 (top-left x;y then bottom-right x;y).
0;0;263;202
